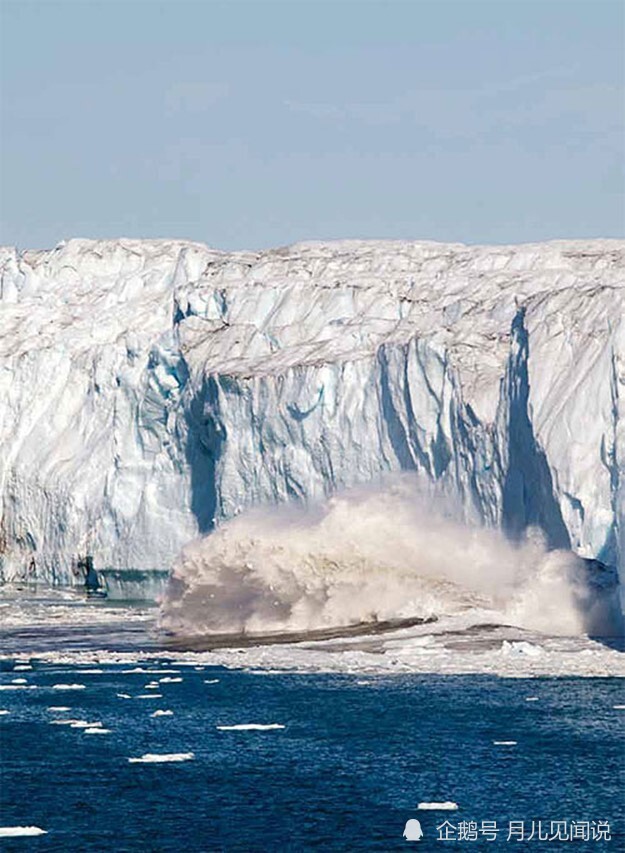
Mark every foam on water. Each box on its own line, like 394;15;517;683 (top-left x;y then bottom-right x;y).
160;481;621;641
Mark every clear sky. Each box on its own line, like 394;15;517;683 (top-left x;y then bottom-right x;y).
0;0;623;250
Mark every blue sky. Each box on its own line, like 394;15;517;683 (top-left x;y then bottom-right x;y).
1;0;623;250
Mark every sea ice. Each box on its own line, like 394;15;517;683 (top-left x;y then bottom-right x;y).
51;683;86;690
418;802;459;810
216;723;285;731
151;709;174;717
128;752;194;763
0;827;47;837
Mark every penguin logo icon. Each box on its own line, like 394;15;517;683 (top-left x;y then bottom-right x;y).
403;818;424;841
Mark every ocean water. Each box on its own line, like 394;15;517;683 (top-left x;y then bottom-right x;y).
1;663;623;851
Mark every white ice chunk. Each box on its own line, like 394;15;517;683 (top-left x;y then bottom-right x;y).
151;709;174;717
501;641;543;657
0;827;47;837
216;723;285;731
418;802;459;810
128;752;194;763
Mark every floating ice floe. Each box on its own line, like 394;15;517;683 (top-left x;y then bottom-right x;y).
121;667;179;674
48;706;71;711
493;741;517;746
613;704;625;710
116;693;132;699
418;802;459;811
11;678;27;684
128;752;194;763
159;677;183;683
217;723;285;731
203;679;220;685
13;665;32;671
501;641;543;658
69;721;102;729
144;683;160;689
0;710;9;715
51;684;86;690
84;727;110;734
136;693;163;699
0;684;36;691
151;709;174;717
0;826;47;837
525;697;539;702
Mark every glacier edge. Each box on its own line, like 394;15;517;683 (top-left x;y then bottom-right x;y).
0;237;622;595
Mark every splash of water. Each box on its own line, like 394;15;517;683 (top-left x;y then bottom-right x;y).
159;479;621;639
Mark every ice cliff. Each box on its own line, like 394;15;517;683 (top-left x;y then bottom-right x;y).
0;237;623;588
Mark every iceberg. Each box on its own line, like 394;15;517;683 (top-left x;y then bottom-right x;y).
0;237;622;608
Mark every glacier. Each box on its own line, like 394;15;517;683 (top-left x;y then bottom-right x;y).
0;237;623;601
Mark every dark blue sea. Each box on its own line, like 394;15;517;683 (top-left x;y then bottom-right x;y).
0;664;623;851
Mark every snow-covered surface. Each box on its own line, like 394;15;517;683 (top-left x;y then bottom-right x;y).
1;237;623;590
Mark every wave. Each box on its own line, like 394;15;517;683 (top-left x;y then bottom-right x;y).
159;478;622;641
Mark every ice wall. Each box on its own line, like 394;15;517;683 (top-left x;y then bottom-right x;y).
0;237;622;586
